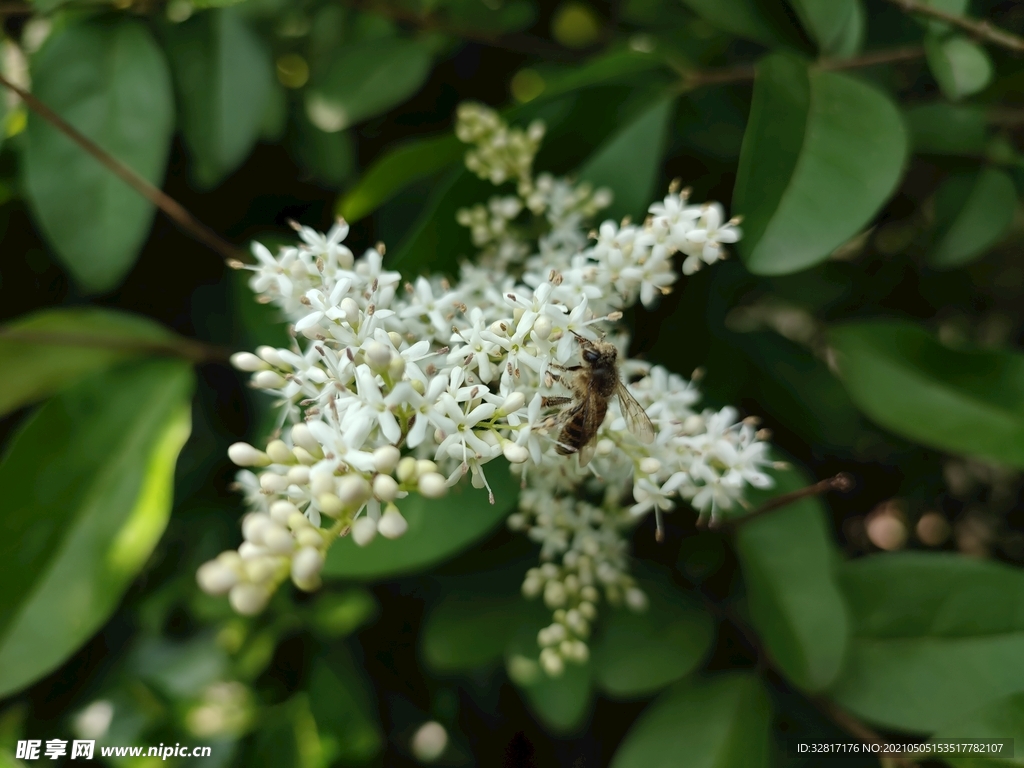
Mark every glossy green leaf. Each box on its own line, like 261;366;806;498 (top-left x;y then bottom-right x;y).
0;360;194;697
592;576;714;699
514;658;593;734
679;0;805;47
931;168;1017;269
322;462;519;579
337;133;464;222
305;39;431;132
0;307;180;417
308;650;383;763
932;694;1024;767
23;19;174;293
926;33;993;101
830;553;1024;732
165;8;273;187
734;460;849;692
904;103;988;156
829;320;1024;467
733;54;907;275
577;96;675;221
610;674;771;768
787;0;858;54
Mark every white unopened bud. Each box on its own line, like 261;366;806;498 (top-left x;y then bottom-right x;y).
579;601;597;620
287;465;310;485
389;355;406;379
378;506;408;539
291;547;324;583
310;465;336;496
290;422;321;454
639;457;661;474
317;493;344;517
364;340;392;370
373;473;399;501
293;447;317;465
270;500;300;524
340;297;360;325
228;442;271;467
373;445;401;474
503;441;529;463
338;474;371;505
256;345;286;367
352;516;378;546
411;721;448;763
230;352;268;371
253;370;287;389
416;460;438;476
418;472;447;498
396;456;418;483
196;560;238;595
532;316;552;340
259;472;290;493
625;587;648;612
544;581;567;608
539;647;564;677
262;524;295;555
287;512;309;530
245;557;277;583
238;542;266;559
522;575;543;598
229;583;269;615
266;440;294;464
242;513;273;544
296;528;323;548
501;391;526;413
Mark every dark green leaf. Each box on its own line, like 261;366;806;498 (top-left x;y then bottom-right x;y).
829;320;1024;467
577;96;675;221
830;552;1024;731
0;307;180;417
932;694;1024;767
305;39;431;131
592;573;714;699
733;54;907;275
510;650;593;734
292;117;356;188
165;8;273;187
734;460;849;692
337;133;464;222
308;650;383;764
309;588;378;639
904;103;988;156
827;0;865;58
679;0;805;47
610;674;771;768
930;168;1017;269
786;0;859;54
926;33;993;101
322;462;519;579
0;360;194;697
24;18;174;293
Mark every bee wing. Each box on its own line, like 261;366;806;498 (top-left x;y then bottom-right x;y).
616;381;655;444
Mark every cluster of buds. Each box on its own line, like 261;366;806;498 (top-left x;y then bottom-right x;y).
456;101;545;191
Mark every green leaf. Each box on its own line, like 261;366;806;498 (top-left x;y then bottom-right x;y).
734;460;849;692
827;0;865;58
23;19;174;293
164;8;273;187
422;580;548;673
610;673;771;768
592;575;714;699
932;694;1024;768
913;0;969;34
0;307;180;417
576;96;675;221
904;103;988;156
322;462;519;579
305;39;431;132
830;552;1024;732
678;0;805;48
337;133;464;222
733;54;907;275
292;118;356;188
926;33;993;101
931;168;1017;269
0;360;194;697
786;0;858;54
308;650;383;764
829;320;1024;467
514;657;593;734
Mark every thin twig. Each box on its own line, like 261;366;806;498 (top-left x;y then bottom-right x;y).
883;0;1024;52
0;328;232;364
813;699;918;768
723;473;854;529
0;72;245;264
682;45;925;88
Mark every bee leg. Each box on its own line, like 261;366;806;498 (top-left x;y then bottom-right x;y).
541;396;572;407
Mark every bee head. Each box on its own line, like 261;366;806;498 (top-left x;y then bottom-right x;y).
582;346;601;364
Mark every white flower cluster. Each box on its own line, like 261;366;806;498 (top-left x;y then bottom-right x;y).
197;104;773;670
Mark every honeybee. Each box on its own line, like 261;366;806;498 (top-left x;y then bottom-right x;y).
546;333;655;465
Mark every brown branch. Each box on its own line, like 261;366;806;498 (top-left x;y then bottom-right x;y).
0;328;232;364
682;45;925;88
0;73;245;265
883;0;1024;53
722;472;854;529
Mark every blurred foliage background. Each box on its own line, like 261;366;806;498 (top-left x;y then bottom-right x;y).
4;0;1024;765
